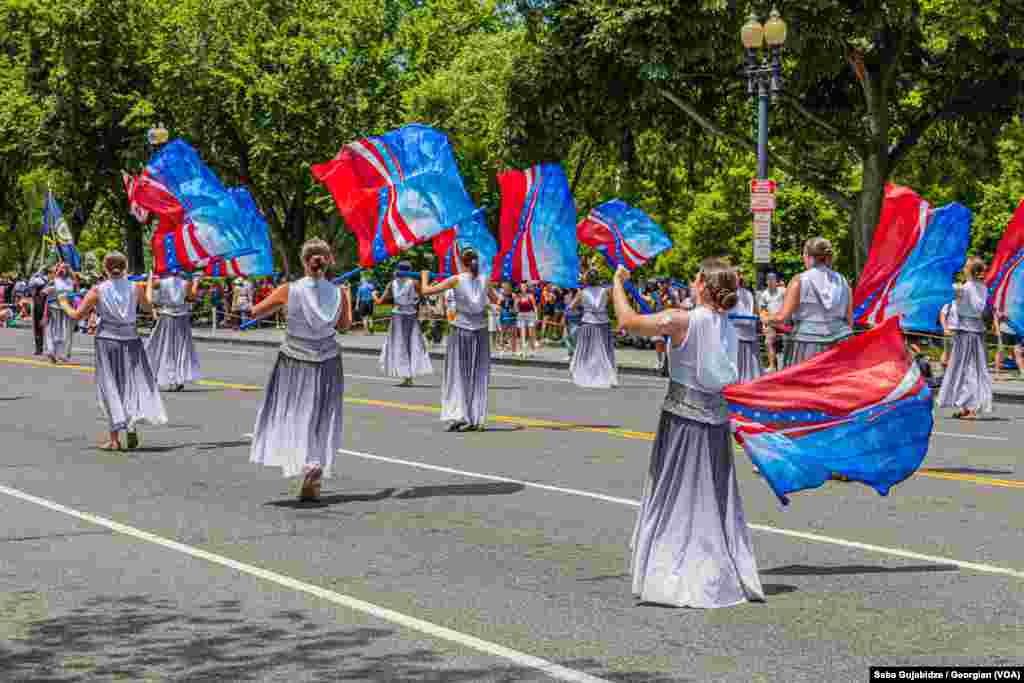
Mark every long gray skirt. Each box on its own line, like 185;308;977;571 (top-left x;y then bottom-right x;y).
736;339;763;383
250;353;344;479
937;331;993;413
145;314;201;388
94;337;168;432
44;308;74;359
441;327;490;427
631;412;764;608
570;322;618;389
379;313;433;379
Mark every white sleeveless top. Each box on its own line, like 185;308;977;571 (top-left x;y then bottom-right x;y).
391;278;419;316
664;307;737;425
580;286;609;325
452;273;488;331
953;281;987;333
155;276;191;316
283;276;342;361
730;288;757;342
793;266;852;342
96;278;139;340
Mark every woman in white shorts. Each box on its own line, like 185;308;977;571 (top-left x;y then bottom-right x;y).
517;283;539;356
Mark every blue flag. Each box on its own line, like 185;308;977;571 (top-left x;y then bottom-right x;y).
42;192;81;272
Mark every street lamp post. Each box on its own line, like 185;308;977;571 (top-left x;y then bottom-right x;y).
741;8;786;290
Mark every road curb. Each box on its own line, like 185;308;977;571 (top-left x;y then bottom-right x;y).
185;332;664;377
96;328;1024;400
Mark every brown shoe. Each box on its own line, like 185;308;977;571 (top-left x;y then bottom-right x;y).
299;467;323;501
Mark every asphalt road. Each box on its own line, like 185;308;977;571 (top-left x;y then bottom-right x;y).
0;329;1021;682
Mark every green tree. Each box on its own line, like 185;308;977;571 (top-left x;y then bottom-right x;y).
509;0;1024;270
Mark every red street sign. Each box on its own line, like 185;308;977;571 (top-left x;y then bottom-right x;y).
751;179;777;193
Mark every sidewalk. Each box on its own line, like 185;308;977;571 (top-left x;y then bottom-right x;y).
189;324;665;375
184;324;1024;403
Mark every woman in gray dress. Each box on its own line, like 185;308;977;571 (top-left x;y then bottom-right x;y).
43;263;76;364
569;269;618;388
772;237;853;368
730;275;762;382
420;249;499;432
59;252;167;451
248;239;352;501
613;258;763;609
145;273;202;391
937;257;993;419
376;260;432;386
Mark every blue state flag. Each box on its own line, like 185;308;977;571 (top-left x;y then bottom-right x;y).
42;192;81;272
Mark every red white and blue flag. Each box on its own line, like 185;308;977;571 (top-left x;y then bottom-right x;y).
853;185;971;333
725;317;933;505
577;199;671;271
986;199;1024;337
494;163;578;288
312;124;477;268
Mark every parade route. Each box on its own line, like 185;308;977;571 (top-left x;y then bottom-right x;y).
1;331;1021;682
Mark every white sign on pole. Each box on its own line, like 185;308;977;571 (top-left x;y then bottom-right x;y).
751;194;776;211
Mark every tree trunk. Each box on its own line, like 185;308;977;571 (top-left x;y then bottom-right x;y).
279;191;306;277
124;214;145;272
852;55;892;275
851;153;887;276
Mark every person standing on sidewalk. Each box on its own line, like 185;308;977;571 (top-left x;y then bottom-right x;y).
563;288;581;359
993;309;1024;381
234;278;253;328
757;272;785;372
29;269;49;354
355;276;377;335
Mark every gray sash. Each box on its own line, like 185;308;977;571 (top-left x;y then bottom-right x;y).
281;334;340;363
661;381;729;426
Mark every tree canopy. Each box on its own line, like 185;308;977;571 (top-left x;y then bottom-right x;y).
1;0;1022;284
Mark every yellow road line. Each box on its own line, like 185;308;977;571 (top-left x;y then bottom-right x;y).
2;355;1021;490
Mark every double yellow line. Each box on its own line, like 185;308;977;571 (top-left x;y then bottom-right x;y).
2;355;1022;490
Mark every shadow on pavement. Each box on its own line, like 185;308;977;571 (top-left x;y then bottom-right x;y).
266;489;398;509
393;482;525;499
920;467;1015;475
195;440;252;451
0;593;682;682
761;563;959;576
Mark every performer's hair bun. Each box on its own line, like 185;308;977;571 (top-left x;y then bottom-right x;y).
965;256;986;280
301;239;332;275
103;251;128;277
699;257;739;312
461;248;480;275
803;237;834;265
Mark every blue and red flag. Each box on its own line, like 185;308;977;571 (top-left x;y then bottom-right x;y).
495;163;579;288
144;140;257;272
577;200;671;271
311;124;477;268
432;209;497;279
725;317;933;505
986;199;1024;337
41;191;82;272
853;185;971;332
